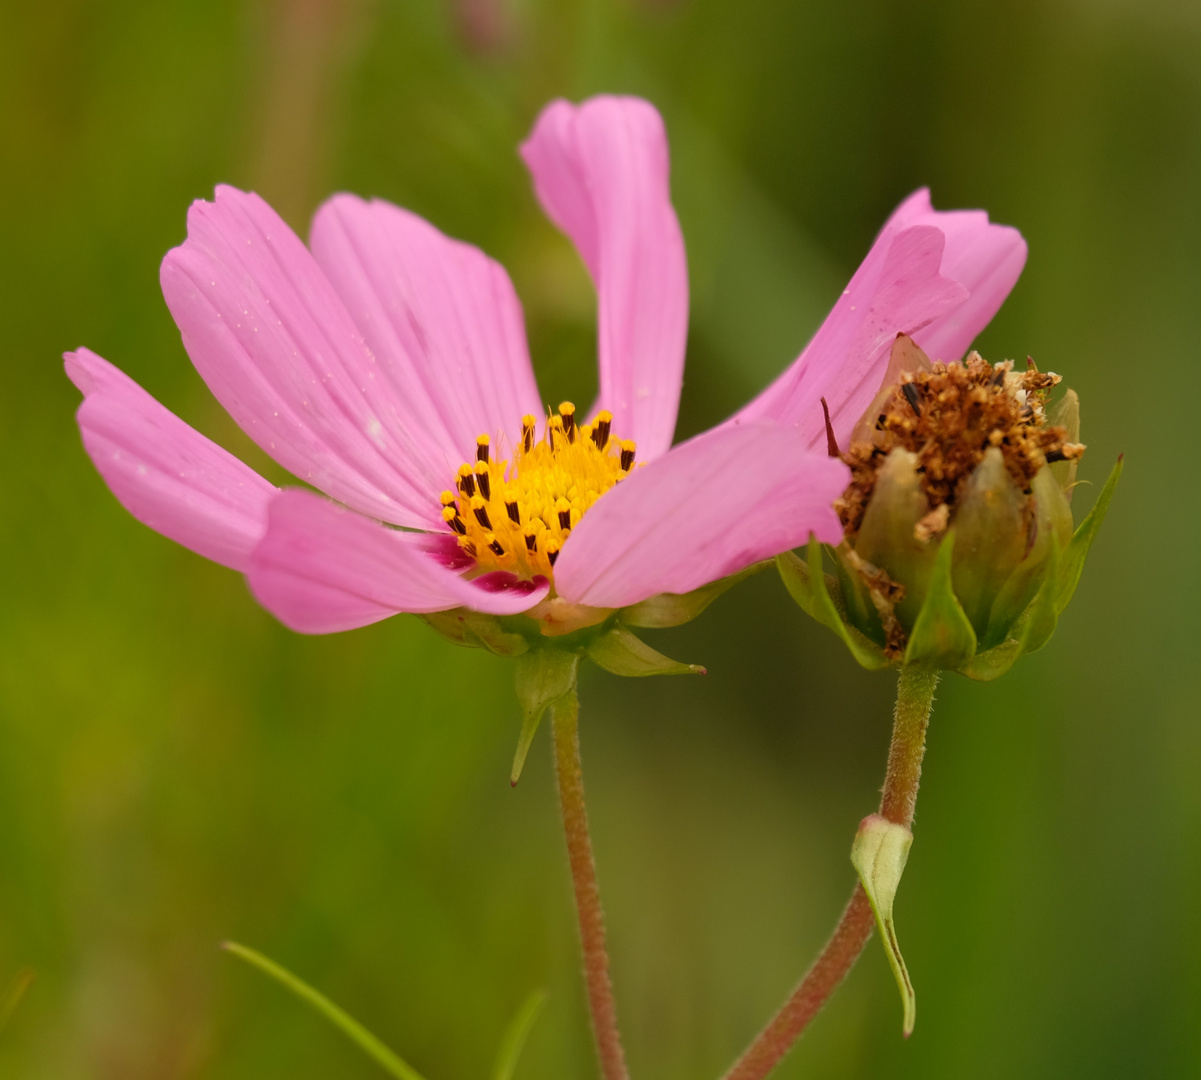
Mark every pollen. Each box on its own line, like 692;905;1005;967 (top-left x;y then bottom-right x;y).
442;404;634;580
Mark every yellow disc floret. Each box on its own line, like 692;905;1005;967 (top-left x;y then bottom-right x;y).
440;403;635;580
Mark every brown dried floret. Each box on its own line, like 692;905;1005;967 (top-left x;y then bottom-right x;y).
836;349;1085;540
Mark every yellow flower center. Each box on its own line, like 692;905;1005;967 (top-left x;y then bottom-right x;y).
439;402;637;581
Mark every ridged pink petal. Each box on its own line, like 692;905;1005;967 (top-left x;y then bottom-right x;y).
884;188;1027;363
66;347;276;572
521;96;688;462
309;195;543;469
247;489;549;634
729;223;968;449
553;422;848;609
160;185;444;531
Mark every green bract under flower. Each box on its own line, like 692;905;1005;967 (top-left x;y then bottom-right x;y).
779;336;1121;679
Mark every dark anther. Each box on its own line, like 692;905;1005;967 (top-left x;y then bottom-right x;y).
558;508;572;530
620;445;636;471
560;406;576;443
506;501;521;524
474;505;492;529
901;382;923;417
547;548;560;567
524;533;537;552
1044;448;1068;463
458;473;476;498
991;368;1008;387
522;420;535;454
820;396;841;457
488;538;505;557
475;468;491;501
592;418;611;450
449;515;467;535
476;438;490;463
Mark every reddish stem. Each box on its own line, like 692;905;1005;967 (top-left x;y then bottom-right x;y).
552;688;629;1080
721;667;940;1080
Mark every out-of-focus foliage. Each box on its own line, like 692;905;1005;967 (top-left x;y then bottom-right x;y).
1;0;1197;1076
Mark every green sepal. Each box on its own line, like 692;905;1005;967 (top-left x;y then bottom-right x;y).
512;649;580;785
960;534;1061;681
851;815;917;1038
1056;455;1123;615
1017;532;1061;655
829;541;887;643
904;530;977;670
959;638;1024;682
776;540;892;670
621;561;768;628
421;609;530;657
586;623;706;677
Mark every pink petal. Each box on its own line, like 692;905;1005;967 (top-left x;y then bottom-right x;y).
884;188;1027;363
309;194;543;469
160;185;445;531
553;422;848;610
729;223;968;449
66;347;276;572
247;489;549;634
521;96;688;462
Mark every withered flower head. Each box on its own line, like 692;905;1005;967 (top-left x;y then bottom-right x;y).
780;335;1121;679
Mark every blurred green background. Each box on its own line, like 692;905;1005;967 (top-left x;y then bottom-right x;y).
1;0;1198;1076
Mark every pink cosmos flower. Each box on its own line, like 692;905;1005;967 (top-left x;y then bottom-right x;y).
66;96;1025;637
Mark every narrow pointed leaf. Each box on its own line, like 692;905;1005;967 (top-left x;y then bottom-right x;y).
904;530;977;669
493;989;548;1080
512;649;580;785
851;815;916;1038
621;561;768;628
221;942;427;1080
0;968;35;1034
776;541;891;670
587;623;705;677
1056;456;1123;615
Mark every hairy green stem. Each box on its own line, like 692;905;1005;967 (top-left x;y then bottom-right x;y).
721;667;940;1080
551;688;630;1080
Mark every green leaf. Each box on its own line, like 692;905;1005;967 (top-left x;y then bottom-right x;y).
222;942;428;1080
586;623;705;677
512;649;580;785
776;541;891;670
851;815;916;1038
1056;455;1123;615
904;531;977;670
621;561;768;628
492;989;548;1080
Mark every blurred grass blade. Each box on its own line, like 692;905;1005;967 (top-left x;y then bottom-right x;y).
0;968;35;1034
493;989;547;1080
222;942;428;1080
